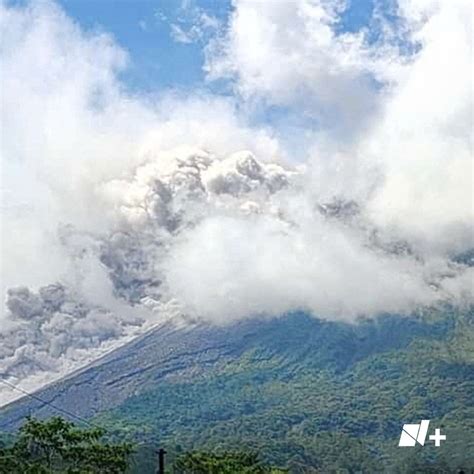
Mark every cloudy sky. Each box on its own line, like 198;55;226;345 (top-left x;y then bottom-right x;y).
0;0;472;404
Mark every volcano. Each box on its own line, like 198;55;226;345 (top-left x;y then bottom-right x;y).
1;309;473;472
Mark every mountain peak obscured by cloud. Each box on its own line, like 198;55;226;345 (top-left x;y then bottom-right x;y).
1;0;472;404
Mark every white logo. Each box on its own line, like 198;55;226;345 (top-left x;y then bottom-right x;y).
398;420;446;447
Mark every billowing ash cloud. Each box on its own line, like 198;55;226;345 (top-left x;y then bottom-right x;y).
2;284;140;377
99;147;472;323
95;147;301;306
0;0;472;403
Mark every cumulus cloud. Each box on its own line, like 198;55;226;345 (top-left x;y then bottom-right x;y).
0;0;472;403
205;0;473;254
205;0;405;138
362;0;473;255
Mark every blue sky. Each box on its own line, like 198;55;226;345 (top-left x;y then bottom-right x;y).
49;0;380;154
2;0;471;402
56;0;232;93
54;0;376;95
3;0;415;161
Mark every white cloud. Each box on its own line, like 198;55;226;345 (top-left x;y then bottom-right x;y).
362;0;473;255
164;214;437;323
0;0;472;403
206;0;473;255
0;0;281;297
204;0;406;137
0;0;281;403
169;0;221;44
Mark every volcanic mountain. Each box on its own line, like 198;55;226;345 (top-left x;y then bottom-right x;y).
1;309;473;472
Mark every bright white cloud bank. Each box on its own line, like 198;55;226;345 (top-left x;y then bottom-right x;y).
0;0;472;404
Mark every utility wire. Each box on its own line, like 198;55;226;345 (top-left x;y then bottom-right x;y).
0;378;166;470
0;378;103;430
0;377;157;450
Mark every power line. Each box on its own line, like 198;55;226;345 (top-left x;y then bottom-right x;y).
0;377;158;449
1;378;154;441
0;378;167;469
0;378;103;431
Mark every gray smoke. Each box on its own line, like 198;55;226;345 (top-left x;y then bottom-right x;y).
1;0;472;404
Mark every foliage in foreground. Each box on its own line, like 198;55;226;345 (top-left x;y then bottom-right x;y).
174;450;287;473
0;417;287;474
0;417;132;473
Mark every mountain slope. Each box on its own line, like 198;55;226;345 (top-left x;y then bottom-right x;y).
1;309;473;472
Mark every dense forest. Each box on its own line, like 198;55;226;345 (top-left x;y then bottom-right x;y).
95;307;474;472
1;307;473;472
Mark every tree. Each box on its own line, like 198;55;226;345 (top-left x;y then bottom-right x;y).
0;416;132;473
173;450;287;474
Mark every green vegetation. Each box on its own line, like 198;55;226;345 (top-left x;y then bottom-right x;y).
97;308;474;472
2;308;472;472
174;451;286;473
0;417;286;474
0;417;132;473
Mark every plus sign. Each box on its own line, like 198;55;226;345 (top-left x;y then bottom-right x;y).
429;428;446;447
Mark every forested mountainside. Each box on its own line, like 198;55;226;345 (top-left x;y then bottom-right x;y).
1;308;473;472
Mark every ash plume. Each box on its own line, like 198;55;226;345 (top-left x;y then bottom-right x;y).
1;0;472;404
